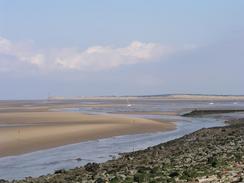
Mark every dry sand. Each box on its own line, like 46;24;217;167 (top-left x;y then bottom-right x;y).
0;112;175;157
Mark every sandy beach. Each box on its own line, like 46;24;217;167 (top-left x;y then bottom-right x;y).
0;112;175;157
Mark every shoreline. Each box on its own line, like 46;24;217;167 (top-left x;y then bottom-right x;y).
0;112;175;158
182;109;244;117
6;118;243;183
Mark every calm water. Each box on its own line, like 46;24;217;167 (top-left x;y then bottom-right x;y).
1;100;244;180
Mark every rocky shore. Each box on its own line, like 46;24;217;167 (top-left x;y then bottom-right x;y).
2;118;244;183
182;109;244;117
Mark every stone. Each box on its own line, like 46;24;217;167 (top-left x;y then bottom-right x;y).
84;163;99;172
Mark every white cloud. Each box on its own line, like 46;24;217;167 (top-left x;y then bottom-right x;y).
0;37;12;54
54;41;175;71
0;36;195;72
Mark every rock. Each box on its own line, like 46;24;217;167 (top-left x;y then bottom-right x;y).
169;171;179;177
54;169;66;174
95;178;105;183
84;162;99;172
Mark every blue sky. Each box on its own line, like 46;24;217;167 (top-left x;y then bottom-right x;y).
0;0;244;99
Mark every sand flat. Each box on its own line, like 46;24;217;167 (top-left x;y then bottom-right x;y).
0;112;175;157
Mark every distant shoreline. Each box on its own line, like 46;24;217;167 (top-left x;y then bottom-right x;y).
47;94;244;101
1;94;244;102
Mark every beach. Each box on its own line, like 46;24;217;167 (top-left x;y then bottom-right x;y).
0;111;175;157
1;98;244;181
3;115;244;183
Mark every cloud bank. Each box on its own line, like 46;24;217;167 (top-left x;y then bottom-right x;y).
0;36;194;72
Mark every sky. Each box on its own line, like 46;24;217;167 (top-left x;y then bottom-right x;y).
0;0;244;99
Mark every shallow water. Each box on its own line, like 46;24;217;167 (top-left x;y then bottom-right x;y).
1;100;244;180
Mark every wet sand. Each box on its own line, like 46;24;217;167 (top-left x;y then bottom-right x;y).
0;112;175;157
